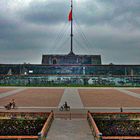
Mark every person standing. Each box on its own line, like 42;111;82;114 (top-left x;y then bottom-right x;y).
11;99;15;109
120;107;123;112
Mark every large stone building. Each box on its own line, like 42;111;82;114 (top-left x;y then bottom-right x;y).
0;1;140;86
42;52;101;65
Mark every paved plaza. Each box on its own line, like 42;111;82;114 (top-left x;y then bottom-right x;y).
1;87;140;140
1;87;140;109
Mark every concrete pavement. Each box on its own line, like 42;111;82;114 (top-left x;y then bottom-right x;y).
59;88;84;109
47;119;94;140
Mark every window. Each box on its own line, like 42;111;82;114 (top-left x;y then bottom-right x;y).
52;59;57;64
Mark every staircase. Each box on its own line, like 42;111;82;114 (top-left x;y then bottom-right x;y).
46;118;94;140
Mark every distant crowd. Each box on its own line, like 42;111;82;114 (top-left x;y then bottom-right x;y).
95;119;140;136
0;119;46;136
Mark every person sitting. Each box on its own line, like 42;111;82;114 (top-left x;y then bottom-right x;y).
64;101;70;111
59;101;70;111
4;99;16;110
5;102;12;110
11;99;16;109
64;101;68;109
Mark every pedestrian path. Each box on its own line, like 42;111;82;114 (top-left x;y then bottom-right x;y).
116;88;140;99
46;119;94;140
59;88;83;108
0;88;26;99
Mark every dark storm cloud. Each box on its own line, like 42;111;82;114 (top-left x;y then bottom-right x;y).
74;0;140;28
21;0;69;25
0;0;140;64
21;0;140;28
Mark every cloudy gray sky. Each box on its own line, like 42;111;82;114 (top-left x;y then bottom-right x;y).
0;0;140;64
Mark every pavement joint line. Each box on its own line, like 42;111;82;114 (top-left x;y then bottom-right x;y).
116;88;140;99
1;106;140;110
1;87;140;89
0;88;27;99
0;106;57;109
84;107;140;109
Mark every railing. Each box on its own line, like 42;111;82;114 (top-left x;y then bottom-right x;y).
39;111;54;140
103;136;140;139
0;112;50;118
0;136;38;140
87;111;102;140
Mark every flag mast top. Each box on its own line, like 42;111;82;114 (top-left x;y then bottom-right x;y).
69;0;74;55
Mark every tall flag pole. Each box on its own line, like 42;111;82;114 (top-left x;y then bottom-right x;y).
68;0;73;54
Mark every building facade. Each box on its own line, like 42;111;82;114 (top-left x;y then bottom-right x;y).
0;64;140;86
42;53;101;65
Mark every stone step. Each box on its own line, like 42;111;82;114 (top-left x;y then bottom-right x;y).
46;119;94;140
54;112;87;119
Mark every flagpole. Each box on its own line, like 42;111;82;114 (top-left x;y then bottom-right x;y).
70;0;73;54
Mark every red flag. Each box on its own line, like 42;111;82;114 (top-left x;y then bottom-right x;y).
68;10;72;21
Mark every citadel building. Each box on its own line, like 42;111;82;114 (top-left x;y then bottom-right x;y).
0;1;140;86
